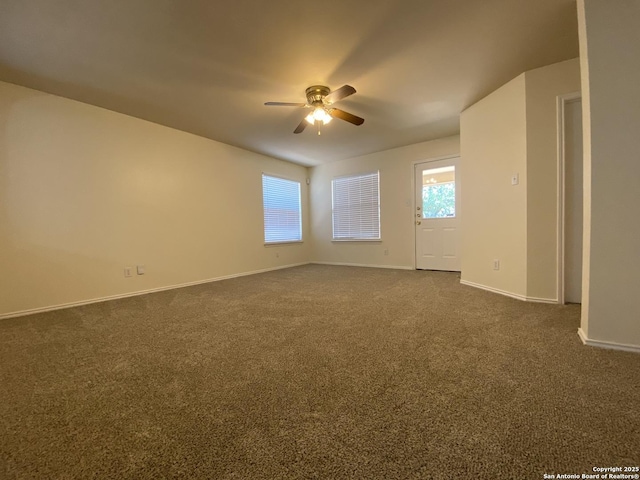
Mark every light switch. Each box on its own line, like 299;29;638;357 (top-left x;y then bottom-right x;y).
136;265;145;275
511;173;519;185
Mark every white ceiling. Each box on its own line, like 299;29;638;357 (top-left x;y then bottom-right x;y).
0;0;579;166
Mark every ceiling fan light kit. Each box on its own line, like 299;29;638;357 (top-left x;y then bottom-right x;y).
305;109;332;126
265;84;364;135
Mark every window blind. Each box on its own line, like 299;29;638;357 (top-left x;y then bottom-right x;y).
332;171;380;240
262;175;302;243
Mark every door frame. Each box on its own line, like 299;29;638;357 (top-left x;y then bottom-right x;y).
412;154;461;270
556;92;582;304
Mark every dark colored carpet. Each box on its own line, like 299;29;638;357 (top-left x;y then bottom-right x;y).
1;265;638;479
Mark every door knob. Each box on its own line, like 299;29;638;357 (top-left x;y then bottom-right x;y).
416;221;421;225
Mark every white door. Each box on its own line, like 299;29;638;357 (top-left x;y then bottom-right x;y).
564;99;583;303
415;158;461;271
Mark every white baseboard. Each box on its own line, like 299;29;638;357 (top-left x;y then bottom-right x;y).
578;328;640;353
0;262;310;320
577;327;588;344
524;295;559;304
311;261;414;271
459;279;558;304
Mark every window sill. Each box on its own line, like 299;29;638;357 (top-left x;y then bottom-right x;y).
331;239;382;243
264;241;304;246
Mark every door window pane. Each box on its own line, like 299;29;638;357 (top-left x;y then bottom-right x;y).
422;166;455;218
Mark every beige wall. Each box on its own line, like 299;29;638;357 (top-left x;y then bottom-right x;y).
460;74;528;297
525;58;581;300
309;137;460;268
0;81;310;317
460;59;581;302
578;0;640;348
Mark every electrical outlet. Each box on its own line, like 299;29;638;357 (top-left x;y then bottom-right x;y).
384;248;389;256
275;252;280;258
136;265;145;275
493;259;500;271
124;267;132;278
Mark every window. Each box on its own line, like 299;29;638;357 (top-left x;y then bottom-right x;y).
421;166;455;218
262;174;302;244
332;171;380;240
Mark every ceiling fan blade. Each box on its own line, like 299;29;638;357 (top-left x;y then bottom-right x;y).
294;118;308;134
324;85;356;104
328;108;364;126
264;102;307;107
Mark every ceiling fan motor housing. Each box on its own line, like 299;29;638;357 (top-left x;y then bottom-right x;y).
305;85;330;105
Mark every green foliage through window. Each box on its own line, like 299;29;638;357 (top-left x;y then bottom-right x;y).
422;182;455;218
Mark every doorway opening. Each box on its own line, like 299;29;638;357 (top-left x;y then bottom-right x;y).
557;93;583;304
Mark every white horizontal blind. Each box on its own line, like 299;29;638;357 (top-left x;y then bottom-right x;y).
332;171;380;240
262;175;302;243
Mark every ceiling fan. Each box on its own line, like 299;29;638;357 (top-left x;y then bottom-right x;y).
265;85;364;134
